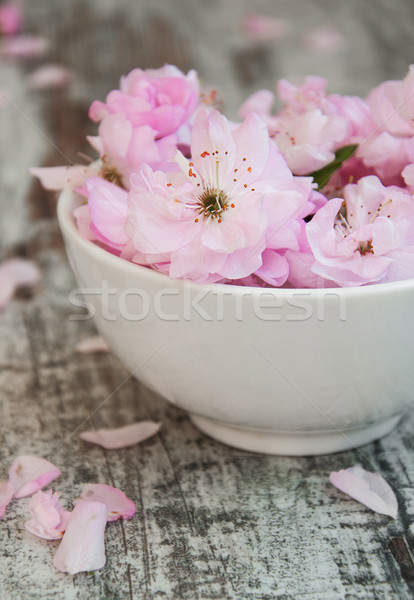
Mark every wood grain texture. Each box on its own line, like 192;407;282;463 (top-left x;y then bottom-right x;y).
1;0;414;598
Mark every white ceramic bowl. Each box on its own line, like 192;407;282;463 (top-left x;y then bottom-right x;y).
58;190;414;455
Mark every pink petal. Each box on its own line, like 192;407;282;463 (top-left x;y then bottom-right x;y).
1;35;49;59
30;165;95;190
0;4;22;35
25;490;71;540
75;336;109;354
0;258;41;287
9;455;61;499
330;466;398;518
73;204;95;241
79;421;161;449
402;163;414;187
53;501;107;575
0;481;14;518
86;177;129;249
0;259;41;309
74;484;136;521
26;64;73;91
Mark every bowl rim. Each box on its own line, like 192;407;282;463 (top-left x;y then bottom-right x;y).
57;188;414;299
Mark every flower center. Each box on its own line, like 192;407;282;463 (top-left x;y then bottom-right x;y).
358;239;374;255
100;157;124;189
197;186;228;218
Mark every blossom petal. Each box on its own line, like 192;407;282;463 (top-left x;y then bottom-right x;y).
0;259;40;310
87;177;129;249
0;4;22;35
53;501;107;575
74;484;136;521
9;455;61;499
73;204;95;241
0;481;14;518
25;490;71;540
191;109;236;187
1;35;49;59
75;336;109;354
30;165;95;190
26;64;73;91
79;421;161;449
329;466;398;518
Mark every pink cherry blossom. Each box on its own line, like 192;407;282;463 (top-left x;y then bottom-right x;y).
306;175;414;286
0;481;14;518
89;64;200;138
0;4;22;35
9;455;61;499
25;490;71;540
79;421;161;449
241;77;350;175
330;466;398;518
74;484;136;521
53;501;107;575
127;109;309;283
272;108;349;175
352;65;414;184
356;132;413;184
367;65;414;138
94;114;178;188
0;258;41;309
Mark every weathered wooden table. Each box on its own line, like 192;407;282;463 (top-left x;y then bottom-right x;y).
1;1;414;598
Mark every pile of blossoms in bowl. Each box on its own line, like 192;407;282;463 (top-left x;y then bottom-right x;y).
32;64;414;288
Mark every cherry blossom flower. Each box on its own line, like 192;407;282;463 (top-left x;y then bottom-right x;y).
354;65;414;184
90;114;178;188
126;109;310;283
79;421;161;449
0;481;14;518
9;455;61;499
25;490;71;540
89;64;200;138
74;484;136;521
367;65;414;138
53;501;107;575
306;176;414;286
240;76;351;175
330;466;398;518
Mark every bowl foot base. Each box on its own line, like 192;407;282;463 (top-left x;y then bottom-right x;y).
189;414;402;456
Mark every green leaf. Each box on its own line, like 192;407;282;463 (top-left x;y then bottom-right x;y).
308;144;358;190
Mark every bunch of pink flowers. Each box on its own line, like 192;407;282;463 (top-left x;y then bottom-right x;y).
32;64;414;287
